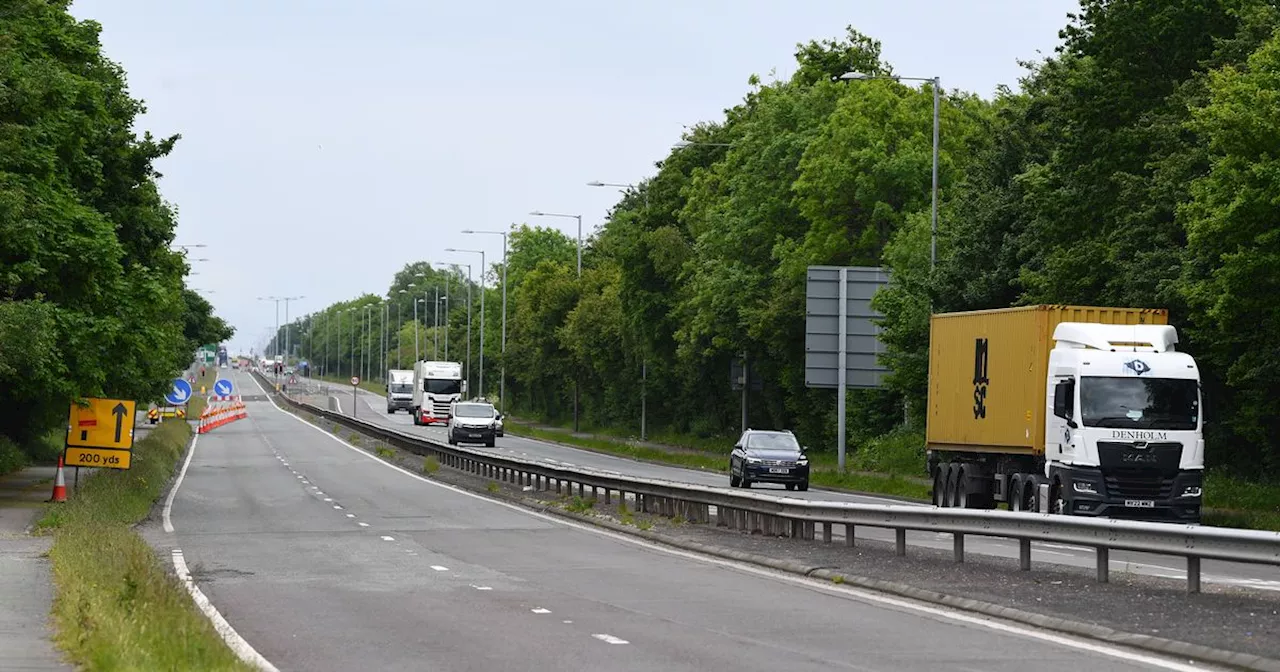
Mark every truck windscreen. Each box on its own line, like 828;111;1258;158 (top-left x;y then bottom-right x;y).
424;379;461;395
1080;377;1199;430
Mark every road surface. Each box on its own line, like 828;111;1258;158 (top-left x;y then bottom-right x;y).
158;368;1202;671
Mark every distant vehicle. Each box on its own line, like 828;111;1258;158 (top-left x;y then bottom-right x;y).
386;369;414;413
729;429;809;491
446;401;498;447
412;361;465;426
925;305;1203;522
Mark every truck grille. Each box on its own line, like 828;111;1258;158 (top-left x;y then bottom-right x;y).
1103;469;1177;500
431;401;453;416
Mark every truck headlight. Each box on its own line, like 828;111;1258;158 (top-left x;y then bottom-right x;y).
1180;485;1202;498
1072;480;1097;494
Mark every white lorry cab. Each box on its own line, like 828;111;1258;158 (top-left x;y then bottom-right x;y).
412;361;466;426
386;369;415;414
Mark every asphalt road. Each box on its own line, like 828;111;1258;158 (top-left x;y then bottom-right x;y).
159;368;1203;671
287;376;1280;593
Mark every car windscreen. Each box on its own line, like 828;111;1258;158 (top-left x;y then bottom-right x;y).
453;404;494;418
1080;376;1199;431
389;383;413;394
424;378;461;395
746;433;799;451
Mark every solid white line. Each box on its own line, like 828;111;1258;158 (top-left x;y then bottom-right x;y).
247;372;1202;671
172;549;279;672
162;432;199;533
431;566;449;571
591;634;629;645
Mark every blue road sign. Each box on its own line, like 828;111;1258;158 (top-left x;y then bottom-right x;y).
213;379;234;397
165;378;193;405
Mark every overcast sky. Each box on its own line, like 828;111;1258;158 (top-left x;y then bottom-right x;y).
69;0;1078;355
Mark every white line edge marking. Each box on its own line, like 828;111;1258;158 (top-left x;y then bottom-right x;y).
591;634;629;645
162;432;199;533
247;373;1203;672
172;549;279;672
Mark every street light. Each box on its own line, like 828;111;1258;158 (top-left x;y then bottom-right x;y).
838;70;941;268
460;229;509;413
433;263;456;361
257;297;282;367
587;181;649;440
528;211;582;276
282;296;304;364
446;248;486;398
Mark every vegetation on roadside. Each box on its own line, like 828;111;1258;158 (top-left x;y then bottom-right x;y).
314;375;388;398
38;419;252;671
0;1;233;452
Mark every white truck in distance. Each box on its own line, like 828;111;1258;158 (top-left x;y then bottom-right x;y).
386;369;415;414
412;360;466;426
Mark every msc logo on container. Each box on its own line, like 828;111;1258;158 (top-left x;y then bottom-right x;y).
973;338;989;419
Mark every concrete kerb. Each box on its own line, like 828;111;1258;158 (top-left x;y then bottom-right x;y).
518;496;1280;672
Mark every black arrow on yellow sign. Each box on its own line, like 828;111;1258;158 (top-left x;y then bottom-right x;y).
112;402;128;443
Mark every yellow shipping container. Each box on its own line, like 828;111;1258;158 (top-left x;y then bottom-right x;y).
926;305;1168;456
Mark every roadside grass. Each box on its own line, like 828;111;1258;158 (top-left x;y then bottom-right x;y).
422;456;440;474
37;418;253;671
507;417;1279;529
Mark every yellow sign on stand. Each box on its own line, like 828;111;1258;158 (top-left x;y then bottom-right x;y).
65;398;136;470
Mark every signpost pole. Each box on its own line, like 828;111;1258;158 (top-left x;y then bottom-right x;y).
837;267;849;472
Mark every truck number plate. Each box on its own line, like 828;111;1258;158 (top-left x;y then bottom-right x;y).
1124;499;1155;508
768;467;789;474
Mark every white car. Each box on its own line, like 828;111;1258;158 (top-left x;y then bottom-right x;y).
446;402;499;447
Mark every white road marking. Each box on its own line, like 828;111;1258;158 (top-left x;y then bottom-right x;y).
471;585;492;591
172;549;279;671
324;498;333;502
563;620;573;624
162;432;199;533
346;513;356;518
358;522;370;527
381;535;395;541
333;505;344;510
431;565;449;571
250;373;1207;672
592;634;629;645
531;608;551;614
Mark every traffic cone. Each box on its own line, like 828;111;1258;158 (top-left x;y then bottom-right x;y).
50;457;67;503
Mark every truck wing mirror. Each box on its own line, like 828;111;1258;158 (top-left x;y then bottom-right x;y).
1053;379;1075;420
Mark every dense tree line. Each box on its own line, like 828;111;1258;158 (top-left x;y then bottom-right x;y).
0;1;232;451
291;1;1280;477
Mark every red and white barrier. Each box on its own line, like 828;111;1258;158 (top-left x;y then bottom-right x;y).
197;398;248;434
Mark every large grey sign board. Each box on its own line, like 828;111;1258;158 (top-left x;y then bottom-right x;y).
804;266;889;389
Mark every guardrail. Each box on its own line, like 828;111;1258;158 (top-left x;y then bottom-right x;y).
256;371;1280;595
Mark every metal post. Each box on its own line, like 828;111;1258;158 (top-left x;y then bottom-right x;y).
641;359;647;441
500;231;508;414
396;303;402;368
740;351;748;433
412;298;420;363
465;264;473;395
443;272;450;360
837;267;849;471
931;77;940;269
349;310;355;378
478;250;486;398
433;286;440;359
575;215;582;276
284;300;290;364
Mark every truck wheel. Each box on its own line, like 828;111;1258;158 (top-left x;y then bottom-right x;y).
955;466;972;508
1009;474;1026;511
1050;479;1068;515
944;463;961;507
932;466;947;506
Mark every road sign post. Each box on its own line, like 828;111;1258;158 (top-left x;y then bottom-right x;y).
804;266;891;471
65;398;137;471
350;376;360;418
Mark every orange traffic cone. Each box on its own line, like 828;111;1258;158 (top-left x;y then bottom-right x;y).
50;456;67;503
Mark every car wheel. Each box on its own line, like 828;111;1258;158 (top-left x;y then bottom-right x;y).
729;469;740;488
447;433;456;445
485;438;495;447
797;481;809;492
741;474;751;488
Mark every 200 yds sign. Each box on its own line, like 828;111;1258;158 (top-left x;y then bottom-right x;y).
65;447;131;470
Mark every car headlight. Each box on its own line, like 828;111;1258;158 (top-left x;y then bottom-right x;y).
1072;480;1097;494
1181;485;1202;498
746;457;761;464
797;459;808;466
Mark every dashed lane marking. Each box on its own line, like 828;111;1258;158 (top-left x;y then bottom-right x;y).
431;566;449;572
381;535;395;541
592;634;629;645
358;522;370;527
531;608;551;614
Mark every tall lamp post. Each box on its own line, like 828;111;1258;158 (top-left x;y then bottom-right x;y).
282;296;304;364
529;210;583;431
433;263;455;360
838;71;940;268
446;248;485;398
461;228;509;413
257;296;282;378
588;181;649;440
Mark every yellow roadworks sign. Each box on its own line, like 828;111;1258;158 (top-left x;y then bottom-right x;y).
66;398;136;450
64;447;131;470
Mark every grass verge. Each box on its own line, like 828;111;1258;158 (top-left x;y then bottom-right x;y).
315;374;387;397
37;418;254;671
